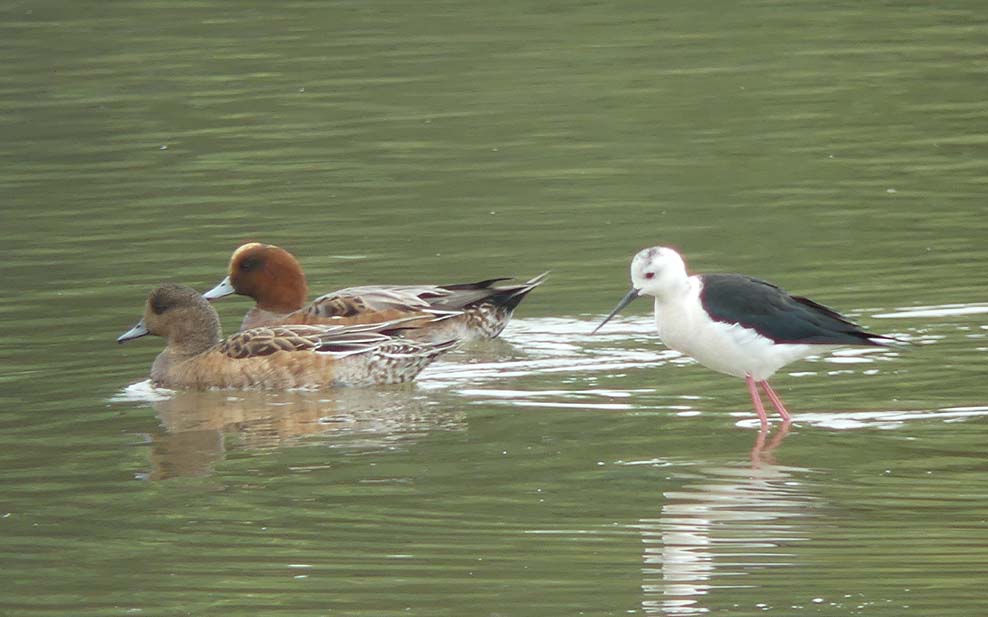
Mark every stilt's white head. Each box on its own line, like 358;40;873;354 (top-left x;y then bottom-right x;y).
630;246;689;299
591;246;690;334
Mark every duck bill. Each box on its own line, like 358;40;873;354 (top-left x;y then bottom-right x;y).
591;288;642;334
117;319;149;344
202;276;235;301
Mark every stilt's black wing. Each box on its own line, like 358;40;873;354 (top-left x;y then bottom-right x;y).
698;274;888;346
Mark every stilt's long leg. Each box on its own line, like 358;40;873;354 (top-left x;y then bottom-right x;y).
745;374;768;428
759;381;792;421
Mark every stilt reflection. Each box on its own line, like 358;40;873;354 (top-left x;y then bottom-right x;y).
639;426;813;614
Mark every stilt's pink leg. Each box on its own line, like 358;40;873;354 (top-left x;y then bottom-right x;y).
758;381;791;421
745;374;768;428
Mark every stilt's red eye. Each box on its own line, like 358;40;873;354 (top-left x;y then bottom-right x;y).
644;272;655;279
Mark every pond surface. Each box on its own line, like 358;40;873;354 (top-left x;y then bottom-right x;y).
2;1;988;615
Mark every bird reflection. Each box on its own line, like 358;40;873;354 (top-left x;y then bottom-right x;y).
750;420;792;468
139;387;464;480
639;428;812;615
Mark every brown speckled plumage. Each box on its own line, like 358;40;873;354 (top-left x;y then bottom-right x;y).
118;284;455;390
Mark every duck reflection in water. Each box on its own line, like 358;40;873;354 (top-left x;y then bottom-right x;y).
137;386;464;480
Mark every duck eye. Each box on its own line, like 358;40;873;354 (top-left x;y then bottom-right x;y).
239;257;259;272
151;300;169;315
644;272;655;279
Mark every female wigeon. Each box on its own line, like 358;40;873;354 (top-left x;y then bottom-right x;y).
117;284;456;390
202;242;547;341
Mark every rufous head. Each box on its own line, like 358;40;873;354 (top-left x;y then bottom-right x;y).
202;243;309;313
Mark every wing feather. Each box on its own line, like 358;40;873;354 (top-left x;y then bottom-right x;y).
215;317;440;359
699;274;886;346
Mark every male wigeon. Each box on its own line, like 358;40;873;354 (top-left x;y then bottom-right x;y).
202;243;547;341
117;284;456;390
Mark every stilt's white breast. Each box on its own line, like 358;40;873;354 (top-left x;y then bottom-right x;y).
653;277;822;381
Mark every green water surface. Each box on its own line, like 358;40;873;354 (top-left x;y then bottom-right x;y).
2;1;987;615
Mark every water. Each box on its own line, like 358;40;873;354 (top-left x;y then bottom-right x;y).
2;1;988;615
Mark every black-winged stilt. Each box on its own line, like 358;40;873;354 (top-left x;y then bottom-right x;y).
592;247;895;426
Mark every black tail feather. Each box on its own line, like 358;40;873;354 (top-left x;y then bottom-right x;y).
440;277;515;291
474;272;549;311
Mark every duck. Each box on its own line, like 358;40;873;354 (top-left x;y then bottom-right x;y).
202;243;547;341
117;284;457;390
593;246;896;426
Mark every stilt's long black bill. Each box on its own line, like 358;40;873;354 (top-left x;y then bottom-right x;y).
591;288;641;334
